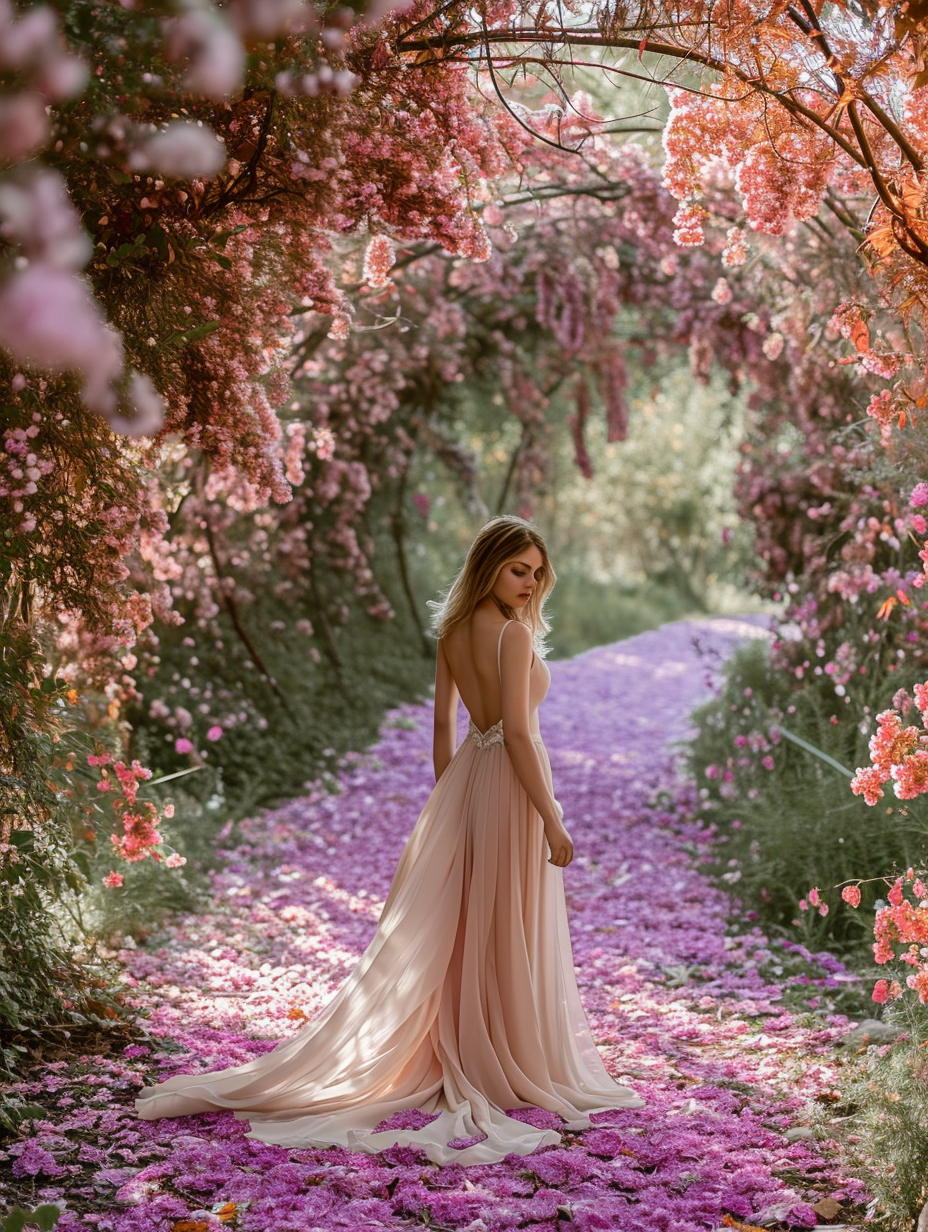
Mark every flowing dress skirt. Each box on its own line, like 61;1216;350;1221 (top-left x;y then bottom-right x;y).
135;726;644;1165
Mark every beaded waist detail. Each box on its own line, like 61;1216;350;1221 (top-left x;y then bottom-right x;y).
469;718;504;750
467;720;543;751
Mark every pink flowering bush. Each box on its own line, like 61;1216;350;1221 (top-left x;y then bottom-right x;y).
689;638;924;955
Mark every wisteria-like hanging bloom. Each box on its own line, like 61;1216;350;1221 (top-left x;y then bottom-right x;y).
363;234;396;289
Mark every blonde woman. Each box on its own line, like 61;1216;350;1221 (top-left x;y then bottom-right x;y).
136;515;645;1164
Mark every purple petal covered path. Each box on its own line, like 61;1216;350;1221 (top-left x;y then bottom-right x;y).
2;619;872;1230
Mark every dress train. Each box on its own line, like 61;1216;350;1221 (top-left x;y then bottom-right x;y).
135;623;644;1164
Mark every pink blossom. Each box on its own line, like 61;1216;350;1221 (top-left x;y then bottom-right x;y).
130;121;227;180
206;725;223;741
363;0;417;25
0;167;91;269
0;265;123;415
890;750;928;799
888;877;905;906
872;978;890;1003
866;388;897;436
762;332;784;361
893;688;913;714
850;765;886;805
869;709;919;775
174;737;194;755
102;870;124;889
0;92;48;161
671;200;707;247
105;370;165;438
914;514;927;534
761;755;775;771
841;885;861;908
163;9;245;99
910;482;928;508
710;277;732;305
312;426;336;460
721;227;748;267
363;234;396;289
165;852;187;868
229;0;316;37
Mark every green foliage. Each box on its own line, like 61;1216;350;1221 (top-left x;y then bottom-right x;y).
101;511;435;951
130;549;435;821
688;637;927;953
548;368;757;617
839;995;928;1230
0;619;131;1093
405;360;762;658
0;1205;61;1232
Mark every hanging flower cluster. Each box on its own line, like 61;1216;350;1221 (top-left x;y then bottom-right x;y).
86;751;183;879
835;869;928;1004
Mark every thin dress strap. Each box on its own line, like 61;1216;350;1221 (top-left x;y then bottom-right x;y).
497;620;511;683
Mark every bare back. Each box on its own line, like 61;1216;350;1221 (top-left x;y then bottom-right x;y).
440;612;535;734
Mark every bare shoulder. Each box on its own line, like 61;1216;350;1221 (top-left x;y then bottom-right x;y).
500;620;533;655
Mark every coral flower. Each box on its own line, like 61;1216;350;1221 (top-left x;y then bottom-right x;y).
891;751;928;799
850;765;886;805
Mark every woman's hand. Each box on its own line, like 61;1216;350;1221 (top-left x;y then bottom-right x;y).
544;817;574;867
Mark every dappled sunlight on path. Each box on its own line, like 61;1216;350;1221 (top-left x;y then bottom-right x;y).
2;618;873;1230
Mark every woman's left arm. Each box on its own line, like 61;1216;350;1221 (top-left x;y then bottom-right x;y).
433;639;459;782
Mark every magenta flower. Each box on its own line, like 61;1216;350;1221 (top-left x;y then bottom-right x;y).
206;725;223;741
175;737;194;755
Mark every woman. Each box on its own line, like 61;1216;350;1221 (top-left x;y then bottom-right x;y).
135;515;645;1165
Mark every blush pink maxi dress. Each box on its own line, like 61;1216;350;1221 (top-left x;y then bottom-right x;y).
135;621;645;1165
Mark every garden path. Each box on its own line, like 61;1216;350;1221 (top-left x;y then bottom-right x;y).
4;618;873;1231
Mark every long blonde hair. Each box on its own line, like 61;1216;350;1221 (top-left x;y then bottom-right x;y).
428;516;556;654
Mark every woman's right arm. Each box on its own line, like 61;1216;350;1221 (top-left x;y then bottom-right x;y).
499;622;573;867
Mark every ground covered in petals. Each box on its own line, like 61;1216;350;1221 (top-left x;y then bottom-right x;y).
2;619;874;1230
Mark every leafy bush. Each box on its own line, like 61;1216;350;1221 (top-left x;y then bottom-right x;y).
0;619;133;1098
839;995;928;1230
688;637;927;954
0;1204;61;1232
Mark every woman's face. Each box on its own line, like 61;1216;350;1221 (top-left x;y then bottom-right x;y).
492;543;545;611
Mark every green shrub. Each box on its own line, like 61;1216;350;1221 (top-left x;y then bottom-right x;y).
0;622;132;1102
688;637;927;956
839;994;928;1230
0;1204;61;1232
